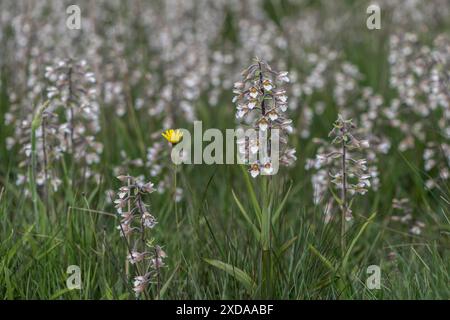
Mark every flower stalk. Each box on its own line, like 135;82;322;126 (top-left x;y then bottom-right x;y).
322;115;372;256
231;58;296;297
340;130;348;256
115;175;166;299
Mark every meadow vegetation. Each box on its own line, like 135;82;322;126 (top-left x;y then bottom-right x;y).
0;0;449;299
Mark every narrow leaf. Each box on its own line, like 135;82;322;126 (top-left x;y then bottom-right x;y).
204;259;255;292
309;244;335;271
232;190;260;241
272;182;292;224
342;211;377;268
240;165;262;221
159;264;179;299
279;235;298;255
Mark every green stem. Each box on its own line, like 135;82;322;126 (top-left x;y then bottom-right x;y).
30;125;39;228
260;177;272;298
30;101;50;231
174;164;179;230
341;140;347;258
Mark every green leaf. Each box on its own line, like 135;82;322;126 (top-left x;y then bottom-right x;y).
328;186;343;206
261;207;270;250
232;190;260;241
309;244;335;272
159;264;179;299
279;235;298;255
36;241;62;260
272;182;292;224
342;211;377;269
411;247;430;272
240;165;262;222
204;259;256;292
49;288;73;300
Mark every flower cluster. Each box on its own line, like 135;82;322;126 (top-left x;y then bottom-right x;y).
306;115;372;221
390;198;426;235
5;58;102;193
115;175;166;297
233;58;296;177
388;33;450;188
43;58;103;186
45;59;101;153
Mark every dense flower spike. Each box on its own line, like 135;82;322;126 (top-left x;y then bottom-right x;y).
388;33;450;189
307;115;372;222
233;58;296;177
6;57;102;193
45;59;103;165
115;175;166;298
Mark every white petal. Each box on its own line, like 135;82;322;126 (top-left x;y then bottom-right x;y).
250;169;259;178
259;121;268;131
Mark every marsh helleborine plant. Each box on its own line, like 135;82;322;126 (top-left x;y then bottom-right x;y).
233;58;296;177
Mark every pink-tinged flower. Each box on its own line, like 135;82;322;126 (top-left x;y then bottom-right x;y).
249;139;259;154
277;71;290;83
117;175;132;182
279;103;288;112
258;117;269;131
127;251;146;264
118;191;127;199
120;211;133;224
117;223;134;237
263;79;273;91
360;140;370;148
281;148;297;166
142;182;155;193
114;198;126;210
142;212;157;229
276;94;288;103
262;161;274;175
247;100;257;110
280;119;293;133
236;138;247;155
236;105;248;119
133;275;149;295
234;82;244;89
155;245;167;259
151;257;165;268
267;110;278;121
344;208;353;221
249;163;260;178
249;87;259;99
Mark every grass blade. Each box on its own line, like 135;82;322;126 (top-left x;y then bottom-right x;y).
309;244;335;272
240;166;262;222
342;211;377;269
204;259;256;292
272;182;292;224
232;189;260;241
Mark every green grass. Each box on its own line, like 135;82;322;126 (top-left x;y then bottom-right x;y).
0;1;449;300
0;149;449;299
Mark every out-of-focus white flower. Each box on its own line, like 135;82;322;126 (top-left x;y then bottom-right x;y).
277;72;290;83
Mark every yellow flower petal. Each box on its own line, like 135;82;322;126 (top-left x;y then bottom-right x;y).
162;129;183;145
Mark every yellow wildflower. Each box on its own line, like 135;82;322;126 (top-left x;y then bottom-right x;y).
162;129;183;145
